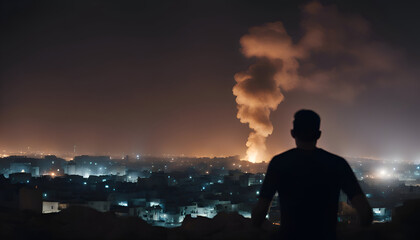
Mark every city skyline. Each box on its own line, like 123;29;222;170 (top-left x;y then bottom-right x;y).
1;0;420;162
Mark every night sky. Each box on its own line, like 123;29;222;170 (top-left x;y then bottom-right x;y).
1;0;420;162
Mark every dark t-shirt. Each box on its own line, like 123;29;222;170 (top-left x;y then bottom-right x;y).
259;148;363;240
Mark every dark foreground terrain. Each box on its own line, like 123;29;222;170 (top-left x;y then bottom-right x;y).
1;199;420;240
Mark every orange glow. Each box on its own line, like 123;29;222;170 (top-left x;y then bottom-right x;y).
247;149;258;163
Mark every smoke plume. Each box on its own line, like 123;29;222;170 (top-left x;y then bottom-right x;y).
233;1;403;162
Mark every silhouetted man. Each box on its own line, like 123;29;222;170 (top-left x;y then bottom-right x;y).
252;109;372;240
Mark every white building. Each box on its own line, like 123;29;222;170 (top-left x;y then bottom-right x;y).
179;204;198;217
42;201;60;214
197;206;217;218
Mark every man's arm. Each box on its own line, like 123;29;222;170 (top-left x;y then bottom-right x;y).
340;159;373;227
251;198;271;227
350;194;373;227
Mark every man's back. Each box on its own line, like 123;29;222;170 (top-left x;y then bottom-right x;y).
259;148;363;240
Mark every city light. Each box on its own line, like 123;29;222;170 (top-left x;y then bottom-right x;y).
0;152;417;228
379;169;387;176
376;168;392;179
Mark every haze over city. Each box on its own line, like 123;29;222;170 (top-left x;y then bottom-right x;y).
1;0;420;162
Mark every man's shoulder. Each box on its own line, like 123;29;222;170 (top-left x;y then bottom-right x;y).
318;148;345;160
271;148;347;163
272;148;296;159
269;148;348;164
269;148;297;165
317;148;349;168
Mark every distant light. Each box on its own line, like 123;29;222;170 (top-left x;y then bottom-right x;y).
83;182;87;185
51;172;55;177
373;208;383;214
90;162;92;165
95;163;97;165
57;169;60;172
43;193;47;197
26;180;30;183
21;169;25;173
378;169;387;177
118;201;128;207
417;166;420;170
105;185;109;188
189;176;192;179
256;191;260;195
102;179;106;182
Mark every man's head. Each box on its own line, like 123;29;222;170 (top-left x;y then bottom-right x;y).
291;110;321;145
